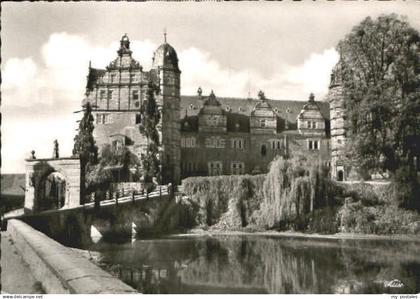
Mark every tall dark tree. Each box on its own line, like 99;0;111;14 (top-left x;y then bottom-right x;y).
339;14;420;209
73;102;99;201
73;102;98;163
139;80;161;188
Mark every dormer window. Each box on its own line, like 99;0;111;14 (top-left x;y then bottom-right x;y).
110;74;116;83
286;108;291;113
260;119;266;128
274;108;279;113
226;105;231;112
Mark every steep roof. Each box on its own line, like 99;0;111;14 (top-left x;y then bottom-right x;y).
180;96;330;123
86;67;106;91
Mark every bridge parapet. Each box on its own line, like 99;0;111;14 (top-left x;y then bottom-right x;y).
7;219;136;294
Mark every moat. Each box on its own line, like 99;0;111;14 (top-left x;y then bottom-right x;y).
88;234;420;294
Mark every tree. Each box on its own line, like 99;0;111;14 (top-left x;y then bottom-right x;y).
73;102;98;164
338;14;420;208
73;102;99;201
100;144;141;182
139;80;161;189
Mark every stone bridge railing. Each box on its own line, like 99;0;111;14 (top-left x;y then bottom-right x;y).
83;184;173;210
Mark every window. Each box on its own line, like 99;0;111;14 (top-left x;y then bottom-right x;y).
271;139;282;150
96;113;111;124
205;136;225;148
208;116;219;127
100;90;106;100
110;74;116;82
135;114;141;124
260;119;266;128
308;139;319;150
132;90;139;100
130;74;136;82
307;121;311;128
181;137;197;148
312;122;317;129
107;90;113;100
208;161;223;176
112;140;123;150
231;162;245;175
231;138;244;149
134;101;140;108
261;144;267;156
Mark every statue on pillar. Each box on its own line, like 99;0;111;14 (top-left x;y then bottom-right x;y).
53;140;59;158
30;150;36;160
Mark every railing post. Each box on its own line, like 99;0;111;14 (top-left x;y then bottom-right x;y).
159;186;162;199
146;190;149;200
122;188;125;197
132;191;135;204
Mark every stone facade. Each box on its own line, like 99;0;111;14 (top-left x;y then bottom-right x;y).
179;91;330;178
82;34;333;183
327;61;347;181
83;35;181;184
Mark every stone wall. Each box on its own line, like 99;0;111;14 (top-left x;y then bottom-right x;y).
328;84;347;180
7;219;136;294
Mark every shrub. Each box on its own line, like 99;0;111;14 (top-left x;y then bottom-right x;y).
182;175;265;228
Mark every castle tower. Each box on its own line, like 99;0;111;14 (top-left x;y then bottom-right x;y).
328;61;347;181
152;36;181;184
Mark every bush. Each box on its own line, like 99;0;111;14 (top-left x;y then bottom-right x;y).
337;200;420;234
182;175;265;228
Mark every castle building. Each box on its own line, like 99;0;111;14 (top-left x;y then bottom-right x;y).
82;34;338;184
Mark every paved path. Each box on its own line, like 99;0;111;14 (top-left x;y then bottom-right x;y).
1;232;44;294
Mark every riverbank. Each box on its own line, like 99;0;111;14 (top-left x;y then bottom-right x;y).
173;228;420;243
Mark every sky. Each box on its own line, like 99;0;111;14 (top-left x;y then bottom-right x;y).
2;1;420;174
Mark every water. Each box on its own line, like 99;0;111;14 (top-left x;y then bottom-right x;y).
89;234;420;294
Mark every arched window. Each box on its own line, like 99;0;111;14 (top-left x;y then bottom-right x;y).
261;144;267;156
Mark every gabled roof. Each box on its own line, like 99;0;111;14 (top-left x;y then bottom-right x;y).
86;67;106;91
180;96;330;123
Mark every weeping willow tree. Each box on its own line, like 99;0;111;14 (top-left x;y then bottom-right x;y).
257;156;335;229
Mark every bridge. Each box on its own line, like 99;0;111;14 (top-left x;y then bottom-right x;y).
3;184;193;248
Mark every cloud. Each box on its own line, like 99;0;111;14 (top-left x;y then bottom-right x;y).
1;32;338;173
179;46;339;100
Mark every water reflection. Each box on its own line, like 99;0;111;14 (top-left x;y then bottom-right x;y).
90;235;420;294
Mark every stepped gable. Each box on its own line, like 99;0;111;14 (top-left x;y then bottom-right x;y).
180;95;330;124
